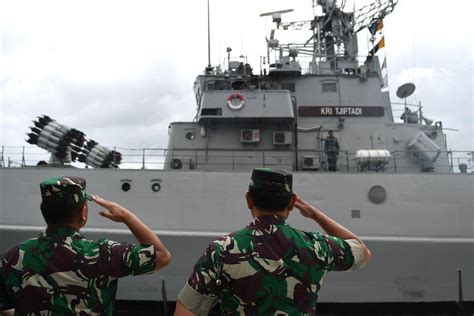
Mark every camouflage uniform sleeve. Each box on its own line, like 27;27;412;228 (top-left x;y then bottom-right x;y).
310;233;355;271
98;240;157;277
345;239;366;271
0;250;18;309
177;241;221;315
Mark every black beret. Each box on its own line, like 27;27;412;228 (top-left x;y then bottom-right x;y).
249;168;293;193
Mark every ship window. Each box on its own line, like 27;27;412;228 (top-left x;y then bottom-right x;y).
206;82;216;90
201;108;222;116
121;183;131;192
215;80;231;90
151;183;161;192
195;88;201;106
120;179;132;192
322;82;337;93
150;179;162;193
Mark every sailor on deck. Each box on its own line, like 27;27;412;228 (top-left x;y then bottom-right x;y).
174;168;371;315
324;130;340;172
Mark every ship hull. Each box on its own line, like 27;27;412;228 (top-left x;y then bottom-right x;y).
1;168;473;302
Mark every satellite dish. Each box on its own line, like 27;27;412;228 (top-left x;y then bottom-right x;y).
396;83;416;99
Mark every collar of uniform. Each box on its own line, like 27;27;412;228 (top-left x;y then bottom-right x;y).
42;226;82;238
250;214;288;227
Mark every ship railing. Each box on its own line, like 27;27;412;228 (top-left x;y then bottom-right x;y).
1;146;473;174
272;52;379;75
163;149;471;174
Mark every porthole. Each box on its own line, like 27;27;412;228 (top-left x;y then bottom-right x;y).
151;183;161;192
121;182;131;192
368;185;387;204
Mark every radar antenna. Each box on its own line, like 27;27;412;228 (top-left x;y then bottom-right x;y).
260;9;294;29
276;0;397;33
262;0;399;74
353;0;398;33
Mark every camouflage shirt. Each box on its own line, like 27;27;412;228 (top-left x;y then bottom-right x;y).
178;215;365;315
1;227;156;315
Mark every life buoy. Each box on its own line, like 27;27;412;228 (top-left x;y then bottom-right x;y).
226;93;246;111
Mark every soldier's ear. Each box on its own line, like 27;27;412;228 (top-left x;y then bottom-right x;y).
287;193;297;211
245;192;253;210
81;203;88;221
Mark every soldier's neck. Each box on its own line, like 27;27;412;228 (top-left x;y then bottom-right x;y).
47;224;79;232
47;218;83;232
252;208;289;219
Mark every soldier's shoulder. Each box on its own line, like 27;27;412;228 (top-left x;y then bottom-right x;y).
77;237;117;251
285;226;326;243
216;227;251;243
209;229;247;251
16;236;43;251
231;226;252;236
300;229;325;240
2;244;20;261
2;237;41;264
213;233;232;247
280;223;310;235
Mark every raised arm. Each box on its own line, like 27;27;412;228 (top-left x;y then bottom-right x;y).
174;300;197;316
92;195;172;271
295;196;371;267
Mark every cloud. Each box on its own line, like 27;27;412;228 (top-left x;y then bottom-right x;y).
1;0;473;168
392;66;436;87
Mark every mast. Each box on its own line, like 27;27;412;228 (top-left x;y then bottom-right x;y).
207;0;211;68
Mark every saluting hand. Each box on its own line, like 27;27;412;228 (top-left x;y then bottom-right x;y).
91;195;133;223
294;196;320;219
91;195;172;270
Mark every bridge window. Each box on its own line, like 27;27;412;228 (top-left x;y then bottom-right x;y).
201;108;222;116
322;82;337;93
195;87;201;106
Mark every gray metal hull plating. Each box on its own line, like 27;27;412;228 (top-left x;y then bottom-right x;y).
0;168;473;302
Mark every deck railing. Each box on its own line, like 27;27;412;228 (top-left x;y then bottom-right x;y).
1;145;473;174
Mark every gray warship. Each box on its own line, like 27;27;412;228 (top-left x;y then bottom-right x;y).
1;0;473;309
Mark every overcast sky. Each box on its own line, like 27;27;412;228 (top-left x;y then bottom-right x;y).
1;0;472;167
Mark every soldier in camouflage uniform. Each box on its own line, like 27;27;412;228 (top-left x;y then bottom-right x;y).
0;176;171;315
175;168;371;315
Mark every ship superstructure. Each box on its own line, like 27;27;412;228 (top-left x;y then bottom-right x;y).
164;0;446;175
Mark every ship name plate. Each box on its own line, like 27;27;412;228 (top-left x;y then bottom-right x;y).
299;106;384;117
